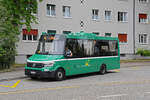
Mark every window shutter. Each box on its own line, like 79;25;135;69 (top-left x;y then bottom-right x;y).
22;29;38;36
118;34;127;42
139;14;147;19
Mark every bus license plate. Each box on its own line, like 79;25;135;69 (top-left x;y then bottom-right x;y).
31;71;36;74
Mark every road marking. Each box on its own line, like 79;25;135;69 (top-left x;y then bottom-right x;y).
0;86;80;95
131;66;139;70
101;94;127;98
97;79;150;86
0;80;21;88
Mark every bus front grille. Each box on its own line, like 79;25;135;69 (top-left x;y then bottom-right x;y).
27;63;44;68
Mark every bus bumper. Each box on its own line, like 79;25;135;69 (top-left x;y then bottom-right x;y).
25;69;56;78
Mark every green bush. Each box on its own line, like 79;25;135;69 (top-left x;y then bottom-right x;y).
0;0;43;70
136;49;150;56
0;46;15;69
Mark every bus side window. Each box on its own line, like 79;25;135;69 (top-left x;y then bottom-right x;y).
108;40;118;56
96;40;108;56
65;39;83;58
65;39;118;58
65;39;95;58
93;40;100;56
95;40;118;57
65;39;74;58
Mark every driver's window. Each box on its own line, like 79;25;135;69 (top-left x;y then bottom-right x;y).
65;39;74;58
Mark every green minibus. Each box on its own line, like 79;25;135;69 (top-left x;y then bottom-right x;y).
25;32;120;81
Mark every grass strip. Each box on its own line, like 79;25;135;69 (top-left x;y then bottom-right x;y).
120;59;150;63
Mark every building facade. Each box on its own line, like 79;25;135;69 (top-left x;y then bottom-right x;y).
15;0;150;64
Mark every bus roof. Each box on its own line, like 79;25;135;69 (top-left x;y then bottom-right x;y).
41;32;119;41
66;32;119;41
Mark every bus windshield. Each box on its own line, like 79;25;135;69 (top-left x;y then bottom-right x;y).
36;34;66;55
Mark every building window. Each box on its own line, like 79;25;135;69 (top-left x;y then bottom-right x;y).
118;0;128;2
139;34;148;44
63;31;71;34
23;34;27;40
92;9;99;20
118;33;127;43
80;0;85;4
47;30;56;35
47;4;56;16
22;29;38;41
105;11;112;21
33;35;37;40
118;12;128;22
63;6;71;18
139;0;149;3
28;35;32;40
105;33;111;37
92;32;100;35
139;13;148;23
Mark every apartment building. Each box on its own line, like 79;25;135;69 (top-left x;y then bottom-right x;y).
136;0;150;51
15;0;150;63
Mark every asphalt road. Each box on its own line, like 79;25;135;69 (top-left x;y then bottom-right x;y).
0;63;150;100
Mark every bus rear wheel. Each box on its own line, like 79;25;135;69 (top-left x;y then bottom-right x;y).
99;64;107;75
55;68;65;81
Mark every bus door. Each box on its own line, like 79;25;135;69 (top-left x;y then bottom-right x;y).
65;39;88;75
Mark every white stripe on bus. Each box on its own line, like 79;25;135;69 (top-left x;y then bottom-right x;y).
27;56;119;63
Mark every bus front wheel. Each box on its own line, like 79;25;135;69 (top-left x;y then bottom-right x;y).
99;64;107;75
55;68;65;81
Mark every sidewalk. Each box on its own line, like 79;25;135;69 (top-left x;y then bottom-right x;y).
0;62;150;81
0;67;26;82
120;62;150;67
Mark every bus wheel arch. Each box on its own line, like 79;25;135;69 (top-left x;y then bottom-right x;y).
54;67;66;81
99;64;107;75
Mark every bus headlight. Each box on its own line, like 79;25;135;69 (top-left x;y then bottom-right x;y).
44;61;55;67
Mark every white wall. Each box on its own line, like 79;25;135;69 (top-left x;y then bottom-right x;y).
15;0;150;63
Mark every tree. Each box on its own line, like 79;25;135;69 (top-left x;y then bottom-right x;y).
0;0;42;69
2;0;43;29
